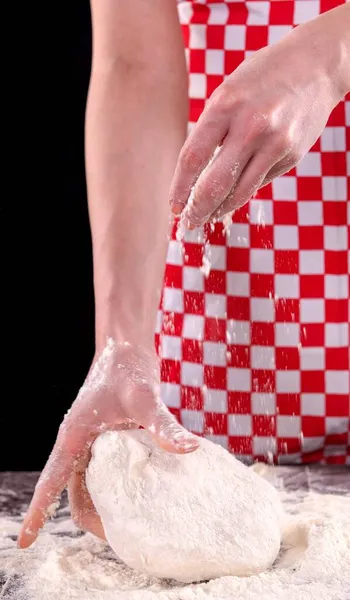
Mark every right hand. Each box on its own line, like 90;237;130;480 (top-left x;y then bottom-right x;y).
18;340;199;548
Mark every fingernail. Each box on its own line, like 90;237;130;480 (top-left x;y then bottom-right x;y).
174;436;200;453
171;202;185;216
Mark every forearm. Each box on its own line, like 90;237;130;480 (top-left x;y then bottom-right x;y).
86;1;188;350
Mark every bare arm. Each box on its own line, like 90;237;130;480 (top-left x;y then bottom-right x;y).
88;0;188;350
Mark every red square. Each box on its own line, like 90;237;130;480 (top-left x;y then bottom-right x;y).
227;296;250;320
164;265;182;288
275;298;300;322
189;98;206;123
274;201;298;225
300;323;325;347
204;317;226;342
297;178;322;201
251;322;275;346
206;25;225;49
325;251;348;275
299;226;324;250
227;247;250;272
189;49;205;73
232;205;250;224
275;250;299;273
204;222;226;245
205;270;226;294
252;415;276;437
300;275;324;298
302;416;325;437
323;202;347;225
269;1;294;24
326;394;350;417
163;312;183;336
204;365;226;389
250;225;274;249
276;347;300;370
229;436;253;455
302;449;324;463
228;392;251;414
301;370;325;393
183;243;203;268
227;345;250;369
321;153;347;176
277;438;301;454
250;274;274;298
252;370;275;393
205;413;227;435
191;4;210;24
184;291;205;314
182;340;203;364
181;386;203;411
258;183;273;200
325;433;348;446
207;75;224;99
246;26;268;50
325;299;348;322
225;51;245;75
277;394;300;416
161;359;181;384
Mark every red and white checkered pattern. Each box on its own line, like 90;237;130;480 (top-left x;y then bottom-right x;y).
156;0;350;465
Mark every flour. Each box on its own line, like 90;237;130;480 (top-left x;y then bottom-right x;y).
85;431;283;583
1;467;349;600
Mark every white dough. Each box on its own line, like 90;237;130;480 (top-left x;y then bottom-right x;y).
86;430;284;583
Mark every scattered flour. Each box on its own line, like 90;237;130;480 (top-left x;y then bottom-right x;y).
85;431;284;583
1;466;349;600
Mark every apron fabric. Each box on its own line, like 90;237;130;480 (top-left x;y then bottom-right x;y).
156;0;350;465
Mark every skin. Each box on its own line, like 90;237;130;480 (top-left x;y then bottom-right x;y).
18;1;350;548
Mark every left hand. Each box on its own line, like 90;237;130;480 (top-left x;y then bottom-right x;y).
169;8;348;229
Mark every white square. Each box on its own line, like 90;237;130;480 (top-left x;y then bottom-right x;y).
272;177;297;201
300;250;324;274
278;453;302;465
160;383;181;409
226;223;250;247
181;362;203;387
276;371;300;394
178;3;193;25
163;288;184;313
250;200;273;225
189;24;206;49
205;435;228;449
226;272;250;297
326;371;349;394
228;414;252;436
189;73;206;99
274;226;299;250
208;4;229;25
301;394;325;417
298;201;323;226
206;49;224;75
227;368;251;392
324;226;348;251
226;320;251;345
294;1;320;24
346;101;350;126
205;293;227;318
224;25;246;50
275;274;300;299
166;240;183;265
204;389;227;413
204;244;226;270
300;299;325;323
322;177;347;201
181;409;204;434
253;436;277;456
183;314;204;341
251;346;275;369
325;323;349;347
183;266;204;292
252;393;276;415
275;323;300;347
247;1;270;24
161;335;182;360
296;152;321;177
268;25;292;45
203;342;227;366
277;415;301;438
321;127;346;152
155;310;162;334
326;416;349;435
325;275;348;299
300;347;325;370
183;227;205;244
250;249;274;274
302;437;325;453
251;298;275;322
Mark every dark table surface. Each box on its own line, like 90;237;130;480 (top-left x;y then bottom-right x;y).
1;467;349;599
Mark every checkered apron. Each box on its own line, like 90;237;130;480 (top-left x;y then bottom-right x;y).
156;0;350;465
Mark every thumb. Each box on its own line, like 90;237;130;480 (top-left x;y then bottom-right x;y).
145;401;200;454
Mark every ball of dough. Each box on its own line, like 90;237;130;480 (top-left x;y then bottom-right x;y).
86;430;283;583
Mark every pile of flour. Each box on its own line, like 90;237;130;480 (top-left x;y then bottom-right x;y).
1;466;349;600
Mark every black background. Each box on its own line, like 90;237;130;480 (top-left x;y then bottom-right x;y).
0;3;94;470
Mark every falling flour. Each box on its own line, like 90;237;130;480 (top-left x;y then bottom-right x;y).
1;466;349;600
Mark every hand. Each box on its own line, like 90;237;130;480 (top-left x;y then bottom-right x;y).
169;7;348;229
18;340;199;548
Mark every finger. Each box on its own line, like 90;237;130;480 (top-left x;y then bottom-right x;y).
169;110;229;216
18;422;91;549
259;155;296;189
68;470;106;541
181;133;252;230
